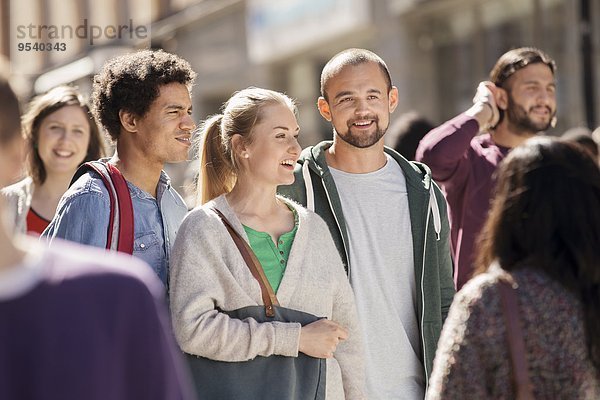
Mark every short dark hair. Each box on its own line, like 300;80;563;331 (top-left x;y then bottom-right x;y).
0;61;21;144
477;137;600;372
388;111;435;161
320;48;392;102
490;47;556;89
91;49;196;141
22;86;105;184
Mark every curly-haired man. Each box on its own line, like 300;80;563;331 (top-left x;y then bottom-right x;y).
0;58;195;400
43;50;196;287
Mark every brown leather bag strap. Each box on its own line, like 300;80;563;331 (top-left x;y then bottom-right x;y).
212;208;279;317
499;279;535;400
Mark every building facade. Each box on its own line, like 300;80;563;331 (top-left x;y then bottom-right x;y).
3;0;599;199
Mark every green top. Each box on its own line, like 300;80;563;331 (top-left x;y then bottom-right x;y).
243;208;298;293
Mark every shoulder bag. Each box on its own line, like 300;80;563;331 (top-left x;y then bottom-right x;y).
184;208;326;400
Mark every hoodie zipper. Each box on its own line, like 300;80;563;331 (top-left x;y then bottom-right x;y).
421;183;431;390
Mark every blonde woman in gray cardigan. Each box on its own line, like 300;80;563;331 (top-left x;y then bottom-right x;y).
169;87;365;400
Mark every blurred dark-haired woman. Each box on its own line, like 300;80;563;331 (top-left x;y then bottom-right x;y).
427;137;600;399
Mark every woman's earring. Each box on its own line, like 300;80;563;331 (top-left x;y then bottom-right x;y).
243;153;249;158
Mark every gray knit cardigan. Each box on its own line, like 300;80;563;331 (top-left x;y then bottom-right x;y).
169;194;365;399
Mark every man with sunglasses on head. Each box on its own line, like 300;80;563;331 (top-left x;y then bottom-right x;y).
417;47;557;290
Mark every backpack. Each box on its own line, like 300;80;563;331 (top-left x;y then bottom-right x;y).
70;161;134;254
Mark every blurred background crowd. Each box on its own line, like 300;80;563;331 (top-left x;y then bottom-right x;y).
1;0;599;204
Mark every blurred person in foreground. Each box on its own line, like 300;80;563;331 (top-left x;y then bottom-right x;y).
417;47;557;289
43;50;196;286
278;48;454;399
170;87;364;399
427;137;600;399
0;62;194;400
1;86;105;236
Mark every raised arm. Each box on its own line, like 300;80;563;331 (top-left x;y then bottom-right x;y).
416;82;499;186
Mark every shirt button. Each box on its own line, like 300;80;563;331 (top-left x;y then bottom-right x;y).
140;243;145;249
280;259;285;264
279;251;284;255
279;240;283;245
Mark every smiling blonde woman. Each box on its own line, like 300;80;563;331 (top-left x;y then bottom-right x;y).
169;87;365;400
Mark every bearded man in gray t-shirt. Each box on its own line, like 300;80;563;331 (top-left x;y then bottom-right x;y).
279;48;455;399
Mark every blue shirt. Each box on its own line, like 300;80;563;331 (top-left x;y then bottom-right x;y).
42;170;188;286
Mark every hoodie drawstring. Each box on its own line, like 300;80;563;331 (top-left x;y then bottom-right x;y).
302;162;315;212
429;183;441;241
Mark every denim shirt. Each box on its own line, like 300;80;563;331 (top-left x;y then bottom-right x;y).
42;170;188;287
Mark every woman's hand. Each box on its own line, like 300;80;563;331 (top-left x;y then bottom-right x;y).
298;319;348;358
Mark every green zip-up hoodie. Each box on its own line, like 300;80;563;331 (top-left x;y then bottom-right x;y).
278;141;455;388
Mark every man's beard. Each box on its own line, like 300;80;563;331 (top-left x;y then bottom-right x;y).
506;93;555;135
335;116;387;148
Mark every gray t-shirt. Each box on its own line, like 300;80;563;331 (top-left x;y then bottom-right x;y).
330;153;424;399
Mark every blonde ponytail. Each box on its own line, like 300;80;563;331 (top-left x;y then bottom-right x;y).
199;114;236;204
196;87;298;204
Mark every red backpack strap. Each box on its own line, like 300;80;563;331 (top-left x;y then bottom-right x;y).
104;163;134;254
71;161;134;254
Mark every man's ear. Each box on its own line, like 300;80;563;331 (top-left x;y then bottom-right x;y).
317;97;332;122
495;87;509;111
388;86;399;114
119;110;138;133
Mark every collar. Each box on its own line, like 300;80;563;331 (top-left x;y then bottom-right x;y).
126;170;172;201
